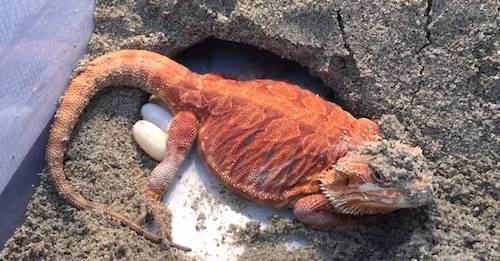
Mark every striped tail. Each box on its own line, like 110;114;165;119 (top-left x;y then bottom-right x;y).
46;50;191;243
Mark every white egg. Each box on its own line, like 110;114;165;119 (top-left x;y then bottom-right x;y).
132;120;167;161
148;95;170;111
141;103;172;131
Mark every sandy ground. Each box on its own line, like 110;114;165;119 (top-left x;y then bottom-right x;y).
1;0;499;260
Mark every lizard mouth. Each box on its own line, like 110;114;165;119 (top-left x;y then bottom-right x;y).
320;170;433;215
320;180;433;215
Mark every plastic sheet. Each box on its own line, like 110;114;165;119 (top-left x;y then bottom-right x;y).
0;0;95;193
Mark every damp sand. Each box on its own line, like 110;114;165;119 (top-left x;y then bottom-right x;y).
2;0;499;260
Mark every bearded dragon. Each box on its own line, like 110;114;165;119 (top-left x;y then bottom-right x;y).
47;50;433;249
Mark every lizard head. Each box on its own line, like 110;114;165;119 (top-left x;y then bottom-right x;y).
320;140;433;215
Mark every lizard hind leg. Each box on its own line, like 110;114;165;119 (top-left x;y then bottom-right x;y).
142;111;198;251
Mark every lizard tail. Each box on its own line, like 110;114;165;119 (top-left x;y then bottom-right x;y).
46;50;191;243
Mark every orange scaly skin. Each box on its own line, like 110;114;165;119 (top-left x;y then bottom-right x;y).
47;50;432;248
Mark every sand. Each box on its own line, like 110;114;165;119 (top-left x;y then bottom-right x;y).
1;0;499;260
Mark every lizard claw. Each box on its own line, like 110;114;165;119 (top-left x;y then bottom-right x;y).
167;241;192;252
142;189;192;251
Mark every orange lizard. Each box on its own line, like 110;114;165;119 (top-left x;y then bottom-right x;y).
47;50;433;249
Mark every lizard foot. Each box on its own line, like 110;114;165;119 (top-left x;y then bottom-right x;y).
142;190;192;251
293;194;359;230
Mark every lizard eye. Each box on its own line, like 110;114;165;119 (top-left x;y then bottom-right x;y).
372;169;384;182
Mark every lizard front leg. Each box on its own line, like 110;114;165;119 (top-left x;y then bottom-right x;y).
142;111;198;251
293;194;355;230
